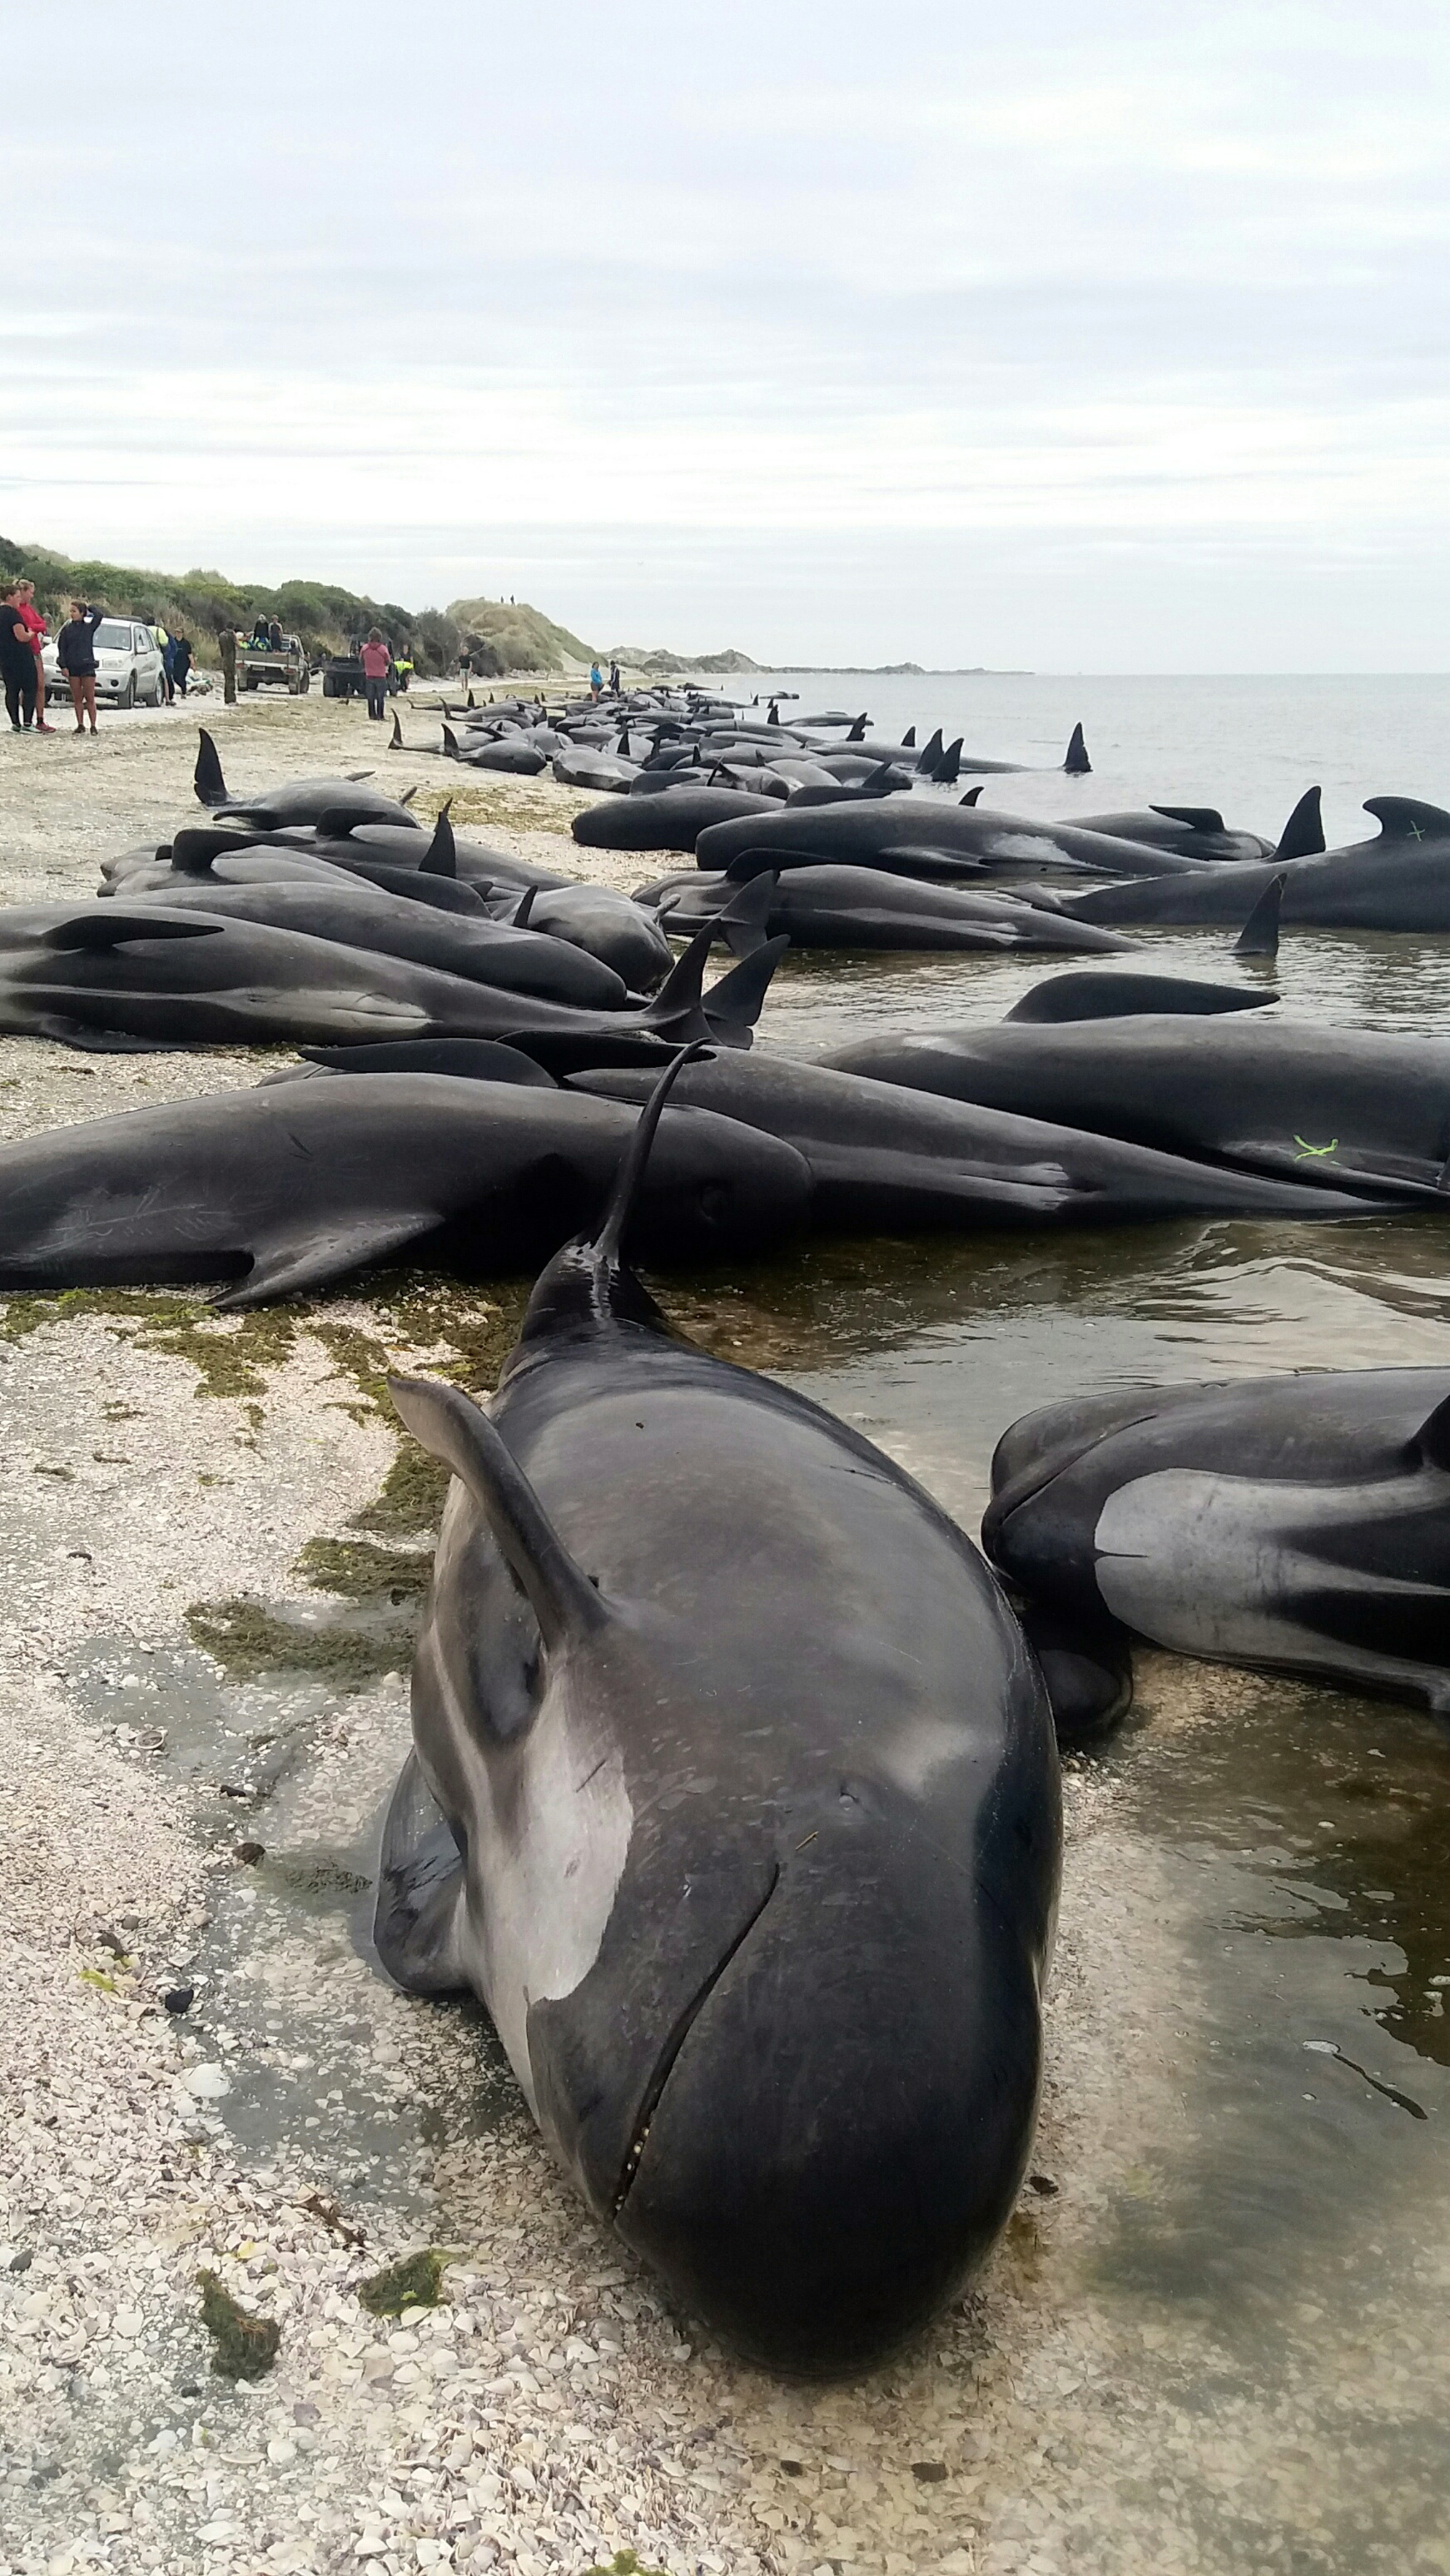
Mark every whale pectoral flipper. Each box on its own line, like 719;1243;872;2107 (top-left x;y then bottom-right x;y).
375;1750;469;1995
390;1377;610;1650
39;912;226;952
214;1211;440;1308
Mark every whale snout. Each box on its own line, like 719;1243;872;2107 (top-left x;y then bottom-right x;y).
613;1821;1045;2376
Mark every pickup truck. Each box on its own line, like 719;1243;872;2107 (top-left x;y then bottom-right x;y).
238;636;310;694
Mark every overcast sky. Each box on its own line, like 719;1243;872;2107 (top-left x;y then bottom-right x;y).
5;1;1448;668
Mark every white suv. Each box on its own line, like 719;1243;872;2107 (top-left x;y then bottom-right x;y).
43;618;166;710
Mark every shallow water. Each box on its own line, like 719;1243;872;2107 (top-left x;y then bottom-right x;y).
713;687;1450;2509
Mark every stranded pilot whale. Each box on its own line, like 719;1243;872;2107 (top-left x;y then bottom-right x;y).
375;1054;1061;2374
0;891;783;1065
983;1367;1450;1715
0;1070;808;1305
193;728;418;829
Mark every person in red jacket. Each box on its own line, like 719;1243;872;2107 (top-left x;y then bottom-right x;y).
359;628;391;721
14;580;55;731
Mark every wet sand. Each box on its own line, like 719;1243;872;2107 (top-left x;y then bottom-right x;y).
1;694;1447;2576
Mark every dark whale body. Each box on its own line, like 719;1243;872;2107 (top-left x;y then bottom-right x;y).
1004;971;1278;1023
569;1050;1387;1231
0;1073;808;1306
0;898;782;1065
984;1368;1450;1714
694;800;1213;881
1064;800;1450;933
98;876;630;1008
376;1067;1060;2373
651;865;1135;956
572;787;783;853
823;1015;1450;1201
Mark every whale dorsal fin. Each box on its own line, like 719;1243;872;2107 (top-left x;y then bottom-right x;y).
193;728;227;808
390;710;403;748
513;884;538;928
1234;872;1284;959
314;807;360;840
400;785;419;807
442;724;460;758
915;728;944;773
1413;1390;1450;1470
1274;786;1324;861
388;1376;609;1649
935;737;963;785
1063;722;1091;774
902;726;916;747
170;824;250;872
961;784;984;806
419;804;456;877
1151;805;1225;833
1364;797;1450;841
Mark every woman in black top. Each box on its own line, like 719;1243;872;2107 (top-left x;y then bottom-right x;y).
1;586;38;730
57;600;104;733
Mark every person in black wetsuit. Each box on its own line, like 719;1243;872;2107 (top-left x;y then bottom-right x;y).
171;634;193;698
1;585;39;731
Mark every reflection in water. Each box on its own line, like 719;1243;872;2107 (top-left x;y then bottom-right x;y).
1086;1664;1450;2349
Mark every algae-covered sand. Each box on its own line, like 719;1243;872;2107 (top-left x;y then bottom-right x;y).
1;695;1445;2576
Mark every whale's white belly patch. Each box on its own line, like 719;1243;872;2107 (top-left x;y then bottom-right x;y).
467;1703;633;2119
1092;1466;1433;1677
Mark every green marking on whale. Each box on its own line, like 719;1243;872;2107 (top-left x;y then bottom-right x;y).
1294;1135;1340;1159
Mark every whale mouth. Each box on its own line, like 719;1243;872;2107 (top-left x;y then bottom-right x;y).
612;1864;781;2218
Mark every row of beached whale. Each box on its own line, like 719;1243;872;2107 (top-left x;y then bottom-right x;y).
9;715;1450;2375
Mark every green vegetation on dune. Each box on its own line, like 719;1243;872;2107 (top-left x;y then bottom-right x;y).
0;532;764;679
445;595;594;675
0;534;462;674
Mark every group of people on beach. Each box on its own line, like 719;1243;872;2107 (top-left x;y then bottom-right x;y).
1;580;194;735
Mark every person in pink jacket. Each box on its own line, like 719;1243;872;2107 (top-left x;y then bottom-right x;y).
360;629;392;721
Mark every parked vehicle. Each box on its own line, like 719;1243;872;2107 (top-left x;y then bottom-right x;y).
237;635;310;695
43;618;166;710
320;653;366;699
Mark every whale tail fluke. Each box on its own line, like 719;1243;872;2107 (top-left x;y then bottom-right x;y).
712;869;777;960
700;931;789;1043
1234;872;1284;959
419;803;457;878
1274;786;1324;861
643;879;785;1045
193;728;227;808
1063;722;1091;774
